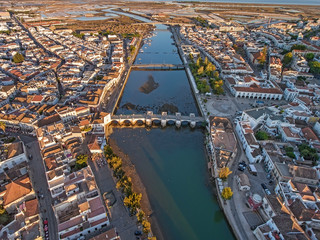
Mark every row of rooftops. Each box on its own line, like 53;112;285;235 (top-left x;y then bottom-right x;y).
0;14;125;123
0;136;40;239
180;26;254;74
33;108;110;239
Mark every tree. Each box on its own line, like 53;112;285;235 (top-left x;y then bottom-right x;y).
212;78;224;95
286;152;296;159
219;167;232;180
282;52;293;66
305;53;314;61
197;66;204;75
12;52;24;63
196;57;202;67
309;61;320;75
124;192;142;215
116;175;132;196
205;62;215;75
255;131;269;140
0;121;5;132
291;44;306;51
76;154;88;165
221;187;233;200
298;144;319;162
258;46;267;65
142;219;151;233
204;56;209;66
213;71;219;79
0;205;9;225
136;210;145;223
129;45;136;54
104;145;114;158
189;53;194;61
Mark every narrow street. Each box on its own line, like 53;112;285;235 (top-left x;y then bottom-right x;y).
21;136;58;240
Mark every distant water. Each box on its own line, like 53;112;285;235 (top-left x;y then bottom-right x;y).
128;0;320;5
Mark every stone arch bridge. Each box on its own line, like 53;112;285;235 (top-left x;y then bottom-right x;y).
108;111;205;128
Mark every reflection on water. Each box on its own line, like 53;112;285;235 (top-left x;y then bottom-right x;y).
116;70;199;116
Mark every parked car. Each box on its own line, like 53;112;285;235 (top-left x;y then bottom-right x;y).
134;230;142;236
261;183;271;195
264;188;271;195
238;166;245;171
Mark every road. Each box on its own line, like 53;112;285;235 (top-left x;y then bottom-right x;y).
19;135;58;240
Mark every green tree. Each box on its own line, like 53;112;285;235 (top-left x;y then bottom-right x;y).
298;144;319;164
291;44;306;51
12;52;24;63
309;61;320;74
212;79;224;95
104;145;114;158
72;32;84;39
282;52;293;66
286;152;296;159
305;53;314;61
0;205;9;225
255;131;269;140
75;154;88;170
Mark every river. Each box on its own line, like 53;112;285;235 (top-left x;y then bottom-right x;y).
109;25;234;239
